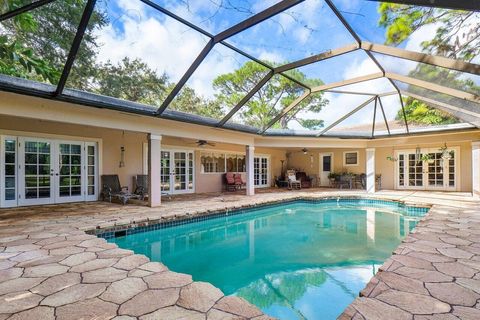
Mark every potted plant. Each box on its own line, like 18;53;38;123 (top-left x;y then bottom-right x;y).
327;172;338;187
386;155;397;162
439;144;454;160
420;154;434;164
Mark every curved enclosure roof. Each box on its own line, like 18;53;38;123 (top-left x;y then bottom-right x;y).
0;0;479;138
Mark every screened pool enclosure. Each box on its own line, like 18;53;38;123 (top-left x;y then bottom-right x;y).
0;0;479;138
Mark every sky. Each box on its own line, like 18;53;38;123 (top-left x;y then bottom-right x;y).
89;0;475;132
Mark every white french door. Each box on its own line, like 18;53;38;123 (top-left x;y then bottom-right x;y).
1;136;98;207
160;149;194;194
395;147;459;191
254;156;269;188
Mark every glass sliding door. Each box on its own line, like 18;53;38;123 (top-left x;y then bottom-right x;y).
160;151;171;193
56;142;84;203
2;137;17;207
1;136;98;207
160;150;194;194
19;138;54;205
396;147;458;191
254;156;269;188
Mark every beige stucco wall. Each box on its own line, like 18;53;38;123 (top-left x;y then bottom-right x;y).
1;89;479;195
288;148;366;177
0;115;147;191
0;116;286;194
373;140;473;192
162;137;286;193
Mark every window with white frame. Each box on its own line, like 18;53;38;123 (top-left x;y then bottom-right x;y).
226;154;246;172
201;152;246;173
343;151;358;166
200;152;225;173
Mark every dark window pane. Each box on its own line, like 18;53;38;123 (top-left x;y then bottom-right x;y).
38;177;50;187
25;188;37;199
38;165;50;175
38;154;50;164
38;143;50;153
38;188;50;198
61;155;70;164
60;144;70;154
5;177;15;188
5;189;15;200
60;166;70;175
71;187;81;196
25;176;37;187
25;142;37;153
5;164;15;175
71;145;81;155
71;166;81;175
5;140;16;152
5;152;15;163
60;187;70;197
71;155;81;165
25;153;37;164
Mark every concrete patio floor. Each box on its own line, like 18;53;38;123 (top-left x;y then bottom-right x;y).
0;189;479;319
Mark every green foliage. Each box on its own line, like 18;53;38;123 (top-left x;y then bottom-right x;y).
0;0;107;85
213;61;328;129
93;58;169;107
378;4;479;61
0;35;59;82
379;4;479;125
396;97;458;125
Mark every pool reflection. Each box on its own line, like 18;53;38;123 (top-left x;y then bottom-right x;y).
111;202;422;319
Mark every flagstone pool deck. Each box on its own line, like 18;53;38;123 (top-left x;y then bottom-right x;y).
0;189;479;320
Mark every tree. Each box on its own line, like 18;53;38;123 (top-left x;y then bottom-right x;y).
1;0;107;86
378;4;479;61
93;58;169;107
396;97;458;125
378;4;479;125
213;61;328;130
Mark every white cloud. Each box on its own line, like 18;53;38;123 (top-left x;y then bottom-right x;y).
94;1;236;98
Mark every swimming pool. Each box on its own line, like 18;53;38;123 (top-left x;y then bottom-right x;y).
106;199;428;319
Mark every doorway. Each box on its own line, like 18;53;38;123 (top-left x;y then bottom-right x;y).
1;136;98;207
319;152;334;187
160;149;194;194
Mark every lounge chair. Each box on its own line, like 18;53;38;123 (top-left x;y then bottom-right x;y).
133;174;148;200
234;173;246;189
101;174;139;205
225;172;238;191
287;170;301;190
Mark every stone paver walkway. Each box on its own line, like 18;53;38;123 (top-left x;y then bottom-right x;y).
0;189;478;319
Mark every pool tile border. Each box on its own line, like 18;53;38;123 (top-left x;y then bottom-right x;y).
93;197;430;240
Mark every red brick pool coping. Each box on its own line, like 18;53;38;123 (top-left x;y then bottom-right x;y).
0;190;479;319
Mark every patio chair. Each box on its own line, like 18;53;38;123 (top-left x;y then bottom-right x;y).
224;172;238;191
133;174;148;200
234;173;246;189
296;172;312;188
287;170;301;190
101;174;139;205
338;174;352;189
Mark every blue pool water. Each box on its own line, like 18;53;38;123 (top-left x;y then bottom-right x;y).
107;200;427;319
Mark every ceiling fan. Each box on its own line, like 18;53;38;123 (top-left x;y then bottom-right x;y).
194;140;216;147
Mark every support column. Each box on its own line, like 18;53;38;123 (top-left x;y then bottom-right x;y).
246;145;255;196
473;141;480;198
366;148;376;193
148;134;162;207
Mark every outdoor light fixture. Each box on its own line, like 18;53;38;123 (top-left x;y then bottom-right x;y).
119;146;125;168
119;131;126;168
302;148;308;155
